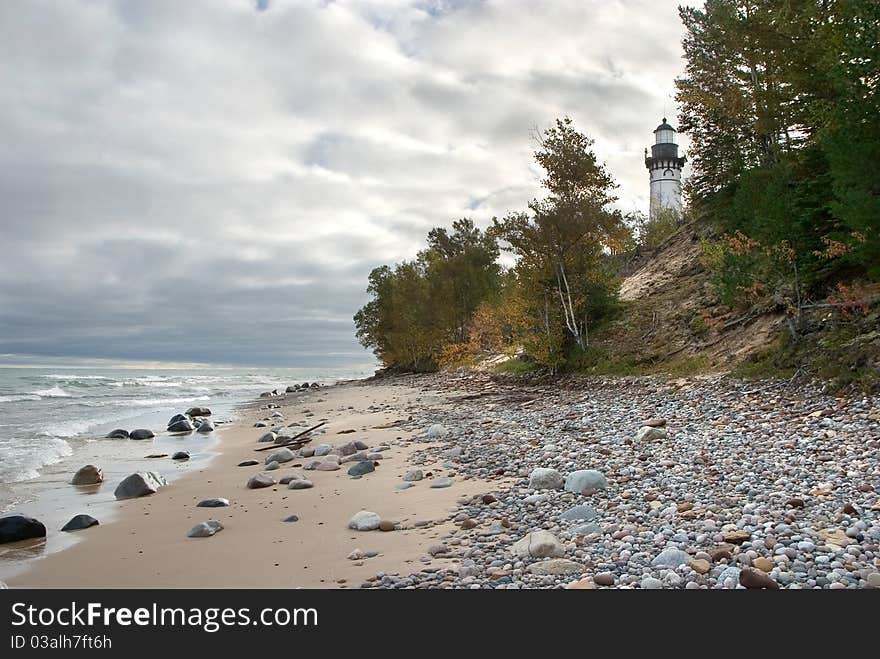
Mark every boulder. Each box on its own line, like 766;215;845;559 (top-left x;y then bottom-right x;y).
740;567;779;589
105;429;129;439
186;407;212;417
237;460;259;467
403;469;423;482
188;520;223;538
114;472;167;499
651;547;691;568
259;392;273;398
564;470;608;493
313;444;332;456
167;419;194;433
337;442;358;456
316;462;340;471
129;429;155;440
61;514;99;532
511;530;565;558
288;480;313;490
265;448;296;465
528;467;564;490
168;413;190;426
172;451;190;460
0;515;47;544
425;424;447;439
197;498;230;508
71;464;103;486
643;417;666;427
265;461;280;471
348;510;381;531
354;440;369;451
430;477;453;488
635;426;667;442
197;420;214;433
527;559;583;576
247;474;275;489
348;461;375;477
285;385;298;393
257;432;277;443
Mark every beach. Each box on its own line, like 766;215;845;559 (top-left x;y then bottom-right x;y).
2;370;879;589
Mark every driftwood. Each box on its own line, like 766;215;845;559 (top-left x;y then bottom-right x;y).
254;421;326;452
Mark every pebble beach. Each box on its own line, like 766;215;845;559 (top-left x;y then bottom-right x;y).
3;371;880;589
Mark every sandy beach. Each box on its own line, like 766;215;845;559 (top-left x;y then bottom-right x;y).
3;377;492;588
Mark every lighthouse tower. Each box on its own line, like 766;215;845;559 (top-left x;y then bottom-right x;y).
644;118;686;220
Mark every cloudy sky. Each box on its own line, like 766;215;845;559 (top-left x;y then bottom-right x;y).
0;0;695;368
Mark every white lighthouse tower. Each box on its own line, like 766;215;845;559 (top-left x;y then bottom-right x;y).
644;118;686;220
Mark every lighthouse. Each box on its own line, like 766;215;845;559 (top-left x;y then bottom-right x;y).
644;118;686;220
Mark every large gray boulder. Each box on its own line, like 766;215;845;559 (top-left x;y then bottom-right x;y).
636;426;667;442
528;467;564;490
105;429;129;439
197;420;214;433
167;419;194;433
348;510;381;531
564;470;608;493
265;448;296;465
186;407;212;417
257;431;277;443
71;464;103;485
348;461;375;477
510;530;565;558
61;514;99;532
129;429;155;440
188;520;223;538
0;515;46;544
247;473;275;489
114;471;167;499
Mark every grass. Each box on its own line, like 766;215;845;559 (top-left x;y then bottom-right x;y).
492;357;540;376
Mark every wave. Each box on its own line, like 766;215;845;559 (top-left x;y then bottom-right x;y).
0;436;73;483
43;374;111;380
30;386;72;398
0;394;42;403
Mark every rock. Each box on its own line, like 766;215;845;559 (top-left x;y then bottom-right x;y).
186;407;212;417
723;530;751;544
348;511;381;531
238;460;259;467
288;479;313;489
61;514;99;532
528;559;584;576
265;448;296;465
688;558;711;574
709;547;733;562
651;547;691;568
279;474;301;485
510;530;565;558
105;429;129;439
559;504;596;522
257;432;277;443
188;520;223;538
817;528;853;547
566;578;595;589
71;465;103;485
429;477;453;488
428;544;448;556
168;413;189;426
752;557;774;572
145;454;168;459
442;446;463;458
643;417;667;427
564;469;608;493
129;429;155;440
316;462;340;471
337;442;358;456
348;461;375;477
247;474;275;489
167;419;194;433
354;440;369;450
114;471;167;499
425;424;447;439
396;482;414;490
197;420;214;433
641;577;663;590
594;572;615;586
0;515;46;544
528;467;564;490
283;515;299;523
348;549;366;560
300;447;315;457
265;461;280;471
197;498;229;508
313;444;332;456
571;522;601;536
172;451;190;460
379;520;396;532
403;470;423;482
635;426;667;441
867;572;880;588
739;567;779;589
786;498;805;508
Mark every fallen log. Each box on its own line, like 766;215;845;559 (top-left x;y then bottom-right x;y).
254;421;326;452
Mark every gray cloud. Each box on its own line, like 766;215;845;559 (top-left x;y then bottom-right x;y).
0;0;696;366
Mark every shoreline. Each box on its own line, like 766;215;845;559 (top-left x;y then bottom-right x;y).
3;376;490;588
3;369;879;589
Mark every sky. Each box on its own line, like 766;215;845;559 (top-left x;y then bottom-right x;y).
0;0;695;368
